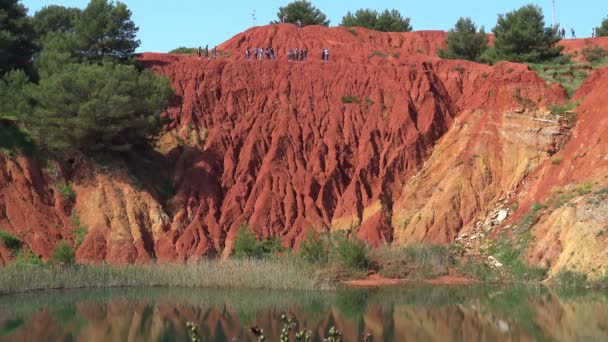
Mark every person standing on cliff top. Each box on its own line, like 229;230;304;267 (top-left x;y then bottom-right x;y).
561;28;566;39
283;14;288;23
197;46;202;59
212;46;217;59
205;45;209;58
296;19;302;28
592;28;595;38
571;28;576;38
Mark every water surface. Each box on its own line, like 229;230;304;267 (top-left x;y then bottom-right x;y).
0;285;607;341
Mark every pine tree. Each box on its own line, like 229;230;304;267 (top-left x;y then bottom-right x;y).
492;4;562;63
439;17;488;61
0;0;36;75
341;9;412;32
25;62;172;155
597;16;608;37
75;0;140;62
275;0;329;26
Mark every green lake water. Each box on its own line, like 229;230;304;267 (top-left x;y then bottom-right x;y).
0;285;607;341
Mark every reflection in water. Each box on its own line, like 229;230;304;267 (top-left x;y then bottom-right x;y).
0;285;607;341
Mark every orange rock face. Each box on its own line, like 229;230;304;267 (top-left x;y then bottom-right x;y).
1;25;607;265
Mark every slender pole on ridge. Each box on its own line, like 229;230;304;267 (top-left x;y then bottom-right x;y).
552;0;556;28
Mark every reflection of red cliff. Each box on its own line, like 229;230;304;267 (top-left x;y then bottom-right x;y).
3;24;605;265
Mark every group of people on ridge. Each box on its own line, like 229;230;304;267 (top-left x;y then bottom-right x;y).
243;47;331;62
321;48;330;62
288;48;308;62
197;45;217;59
245;47;276;61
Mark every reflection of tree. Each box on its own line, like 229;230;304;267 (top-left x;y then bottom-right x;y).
335;290;370;321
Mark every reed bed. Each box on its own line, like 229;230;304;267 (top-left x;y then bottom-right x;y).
0;258;335;294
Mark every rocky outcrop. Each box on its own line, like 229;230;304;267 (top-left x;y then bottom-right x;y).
504;67;608;278
0;154;70;262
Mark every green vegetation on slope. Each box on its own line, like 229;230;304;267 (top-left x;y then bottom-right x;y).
169;47;198;54
0;230;22;252
529;47;608;98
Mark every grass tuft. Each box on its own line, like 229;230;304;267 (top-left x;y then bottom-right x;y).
341;95;361;104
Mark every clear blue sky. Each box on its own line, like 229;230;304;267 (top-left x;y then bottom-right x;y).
23;0;607;52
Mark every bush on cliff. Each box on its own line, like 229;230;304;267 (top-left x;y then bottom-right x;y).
0;230;22;252
340;9;412;32
438;17;488;61
597;16;608;37
275;0;329;26
492;4;562;63
169;47;197;54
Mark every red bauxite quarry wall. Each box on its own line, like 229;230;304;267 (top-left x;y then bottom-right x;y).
1;24;598;264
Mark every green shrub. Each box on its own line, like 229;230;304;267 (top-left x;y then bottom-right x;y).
0;230;22;252
333;234;369;270
576;182;592;196
582;46;608;64
233;225;284;259
554;270;588;287
58;182;76;200
458;258;502;282
169;47;197;54
372;244;456;279
370;50;387;58
71;209;88;247
551;157;562;165
12;251;44;266
341;95;360;104
550;101;579;116
52;240;75;265
299;230;329;264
